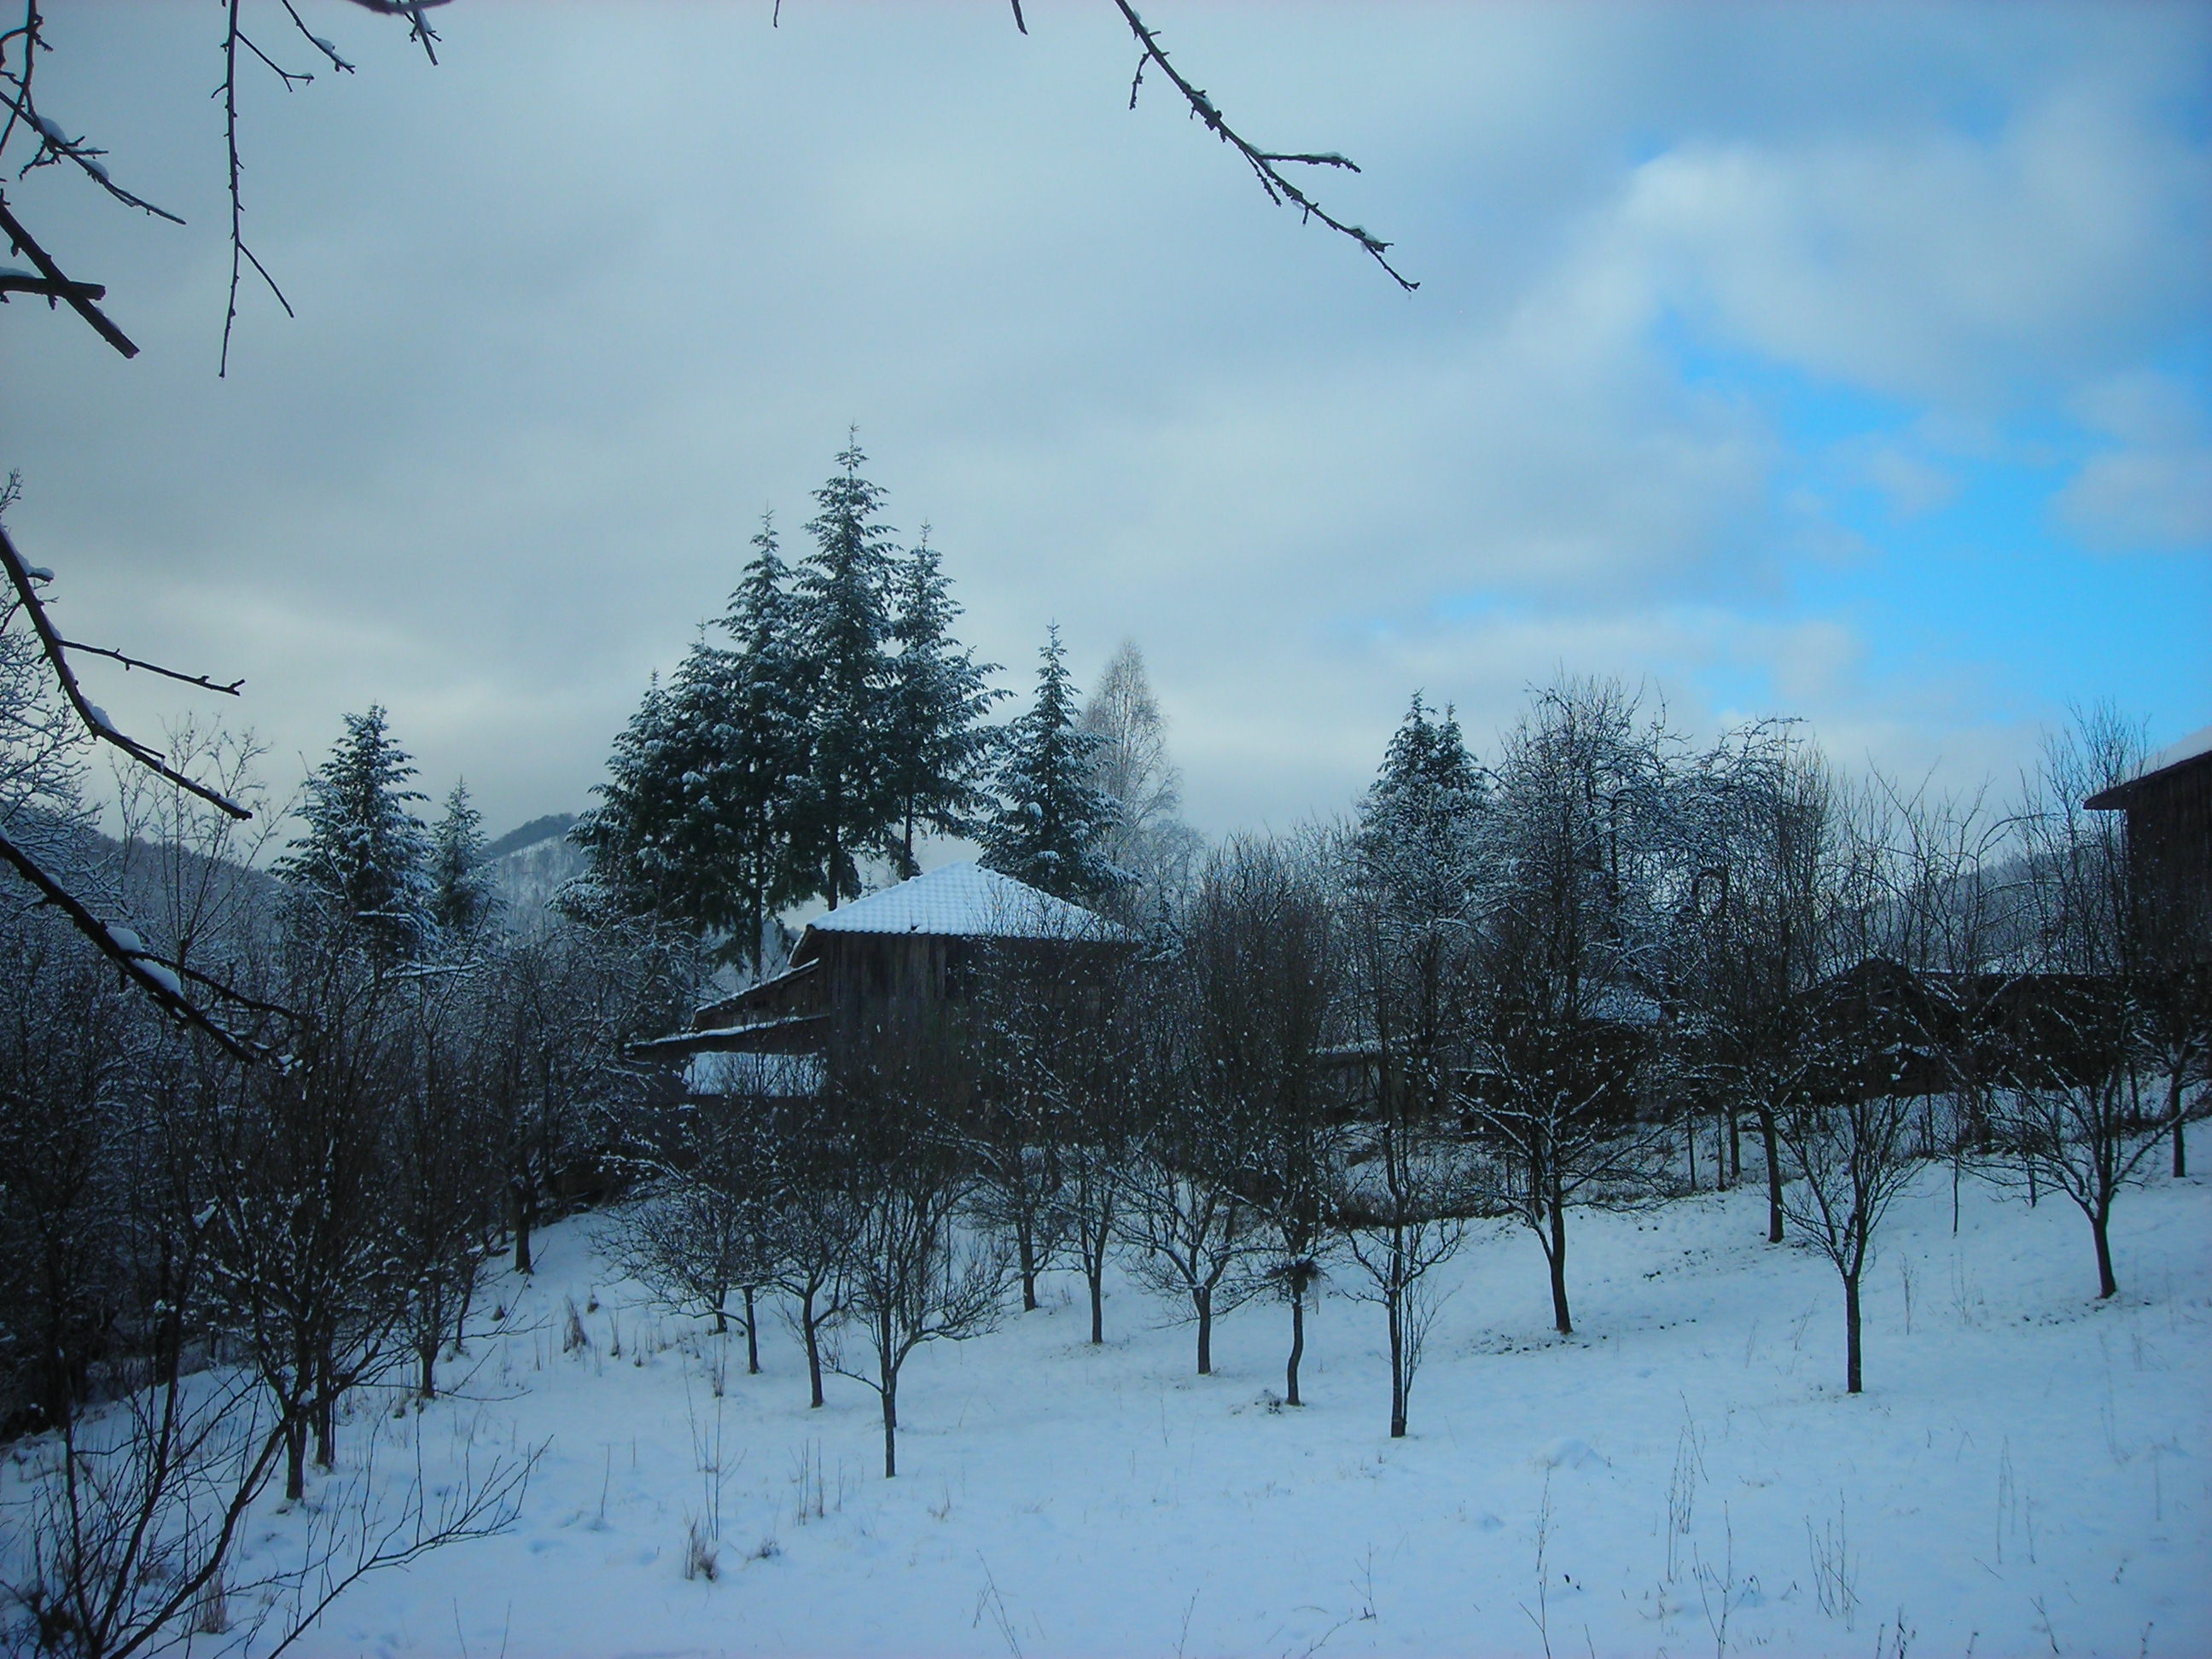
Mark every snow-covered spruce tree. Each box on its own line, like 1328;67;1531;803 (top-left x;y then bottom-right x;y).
573;646;736;938
882;527;1005;880
790;439;901;909
710;513;816;968
428;780;498;943
1356;691;1485;924
275;706;432;961
576;519;813;969
981;626;1126;904
1080;640;1202;917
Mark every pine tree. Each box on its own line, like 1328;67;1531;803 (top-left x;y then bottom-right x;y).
428;780;498;942
981;626;1125;903
276;706;433;958
882;527;1004;878
1355;692;1485;923
789;436;900;907
712;511;814;967
573;643;739;942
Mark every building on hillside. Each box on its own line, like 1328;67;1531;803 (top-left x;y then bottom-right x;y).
2086;725;2212;965
636;860;1131;1097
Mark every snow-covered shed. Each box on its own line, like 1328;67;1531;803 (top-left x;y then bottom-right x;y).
637;861;1131;1095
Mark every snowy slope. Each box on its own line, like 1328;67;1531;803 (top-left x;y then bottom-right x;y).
37;1172;2211;1658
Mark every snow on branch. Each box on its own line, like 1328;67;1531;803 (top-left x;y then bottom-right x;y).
0;524;253;819
0;825;277;1061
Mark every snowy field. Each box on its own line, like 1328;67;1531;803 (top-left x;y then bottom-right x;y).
61;1172;2212;1657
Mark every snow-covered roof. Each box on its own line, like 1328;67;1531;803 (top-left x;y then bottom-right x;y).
2146;724;2212;777
2086;722;2212;806
802;861;1125;942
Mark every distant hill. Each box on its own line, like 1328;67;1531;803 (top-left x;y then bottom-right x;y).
481;813;578;863
484;814;587;933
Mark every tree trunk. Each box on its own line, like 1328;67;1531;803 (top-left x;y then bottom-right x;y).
2092;1207;2118;1300
1759;1104;1784;1243
1844;1270;1863;1394
743;1286;760;1375
1728;1109;1743;1185
313;1349;335;1469
512;1179;535;1276
419;1338;437;1400
1386;1281;1406;1439
1087;1254;1105;1347
1017;1214;1039;1313
453;1267;476;1355
1285;1284;1305;1406
800;1288;825;1409
2172;1068;2188;1179
1546;1190;1572;1336
881;1375;898;1479
1195;1284;1213;1376
285;1417;307;1503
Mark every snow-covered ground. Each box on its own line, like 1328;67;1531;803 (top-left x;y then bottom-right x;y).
73;1172;2212;1656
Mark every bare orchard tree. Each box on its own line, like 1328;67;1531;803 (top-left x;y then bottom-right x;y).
201;938;410;1502
1766;781;1939;1396
1462;680;1675;1336
960;947;1073;1316
962;922;1141;1342
615;1091;782;1373
1333;1099;1474;1441
1693;735;1842;1246
823;1046;1006;1480
0;910;142;1438
752;1094;859;1412
1114;940;1263;1377
1987;714;2189;1300
388;969;503;1400
1186;835;1346;1406
1;967;529;1659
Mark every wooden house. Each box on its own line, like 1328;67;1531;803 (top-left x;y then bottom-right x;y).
637;861;1131;1097
2086;725;2212;965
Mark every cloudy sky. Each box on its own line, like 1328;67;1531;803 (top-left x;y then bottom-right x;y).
4;0;2206;844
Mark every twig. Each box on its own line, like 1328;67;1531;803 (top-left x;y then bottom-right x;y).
0;825;271;1061
0;189;137;356
59;637;244;695
0;524;252;818
1106;0;1416;291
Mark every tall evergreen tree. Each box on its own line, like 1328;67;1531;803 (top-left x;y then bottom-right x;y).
712;511;814;967
573;643;741;942
428;780;498;942
981;626;1124;903
1355;692;1486;923
276;705;433;958
882;527;1005;878
790;437;899;907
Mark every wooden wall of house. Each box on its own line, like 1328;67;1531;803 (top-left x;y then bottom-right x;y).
2127;754;2211;963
